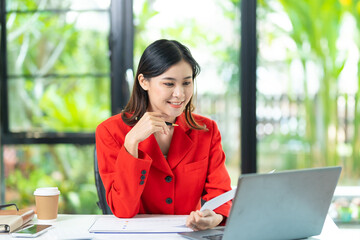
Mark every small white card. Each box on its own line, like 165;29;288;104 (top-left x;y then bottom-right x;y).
200;188;237;211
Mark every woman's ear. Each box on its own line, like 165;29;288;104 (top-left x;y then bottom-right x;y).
138;74;149;91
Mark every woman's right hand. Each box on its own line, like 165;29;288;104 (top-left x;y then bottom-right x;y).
124;112;169;158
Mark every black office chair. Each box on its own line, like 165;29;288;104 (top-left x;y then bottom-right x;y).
94;147;112;214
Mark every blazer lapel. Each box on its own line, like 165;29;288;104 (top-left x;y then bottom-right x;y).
167;116;194;170
139;134;172;174
138;113;194;173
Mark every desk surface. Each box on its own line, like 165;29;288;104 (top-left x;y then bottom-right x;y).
0;214;359;240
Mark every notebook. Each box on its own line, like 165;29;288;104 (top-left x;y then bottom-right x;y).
179;166;342;240
0;208;35;233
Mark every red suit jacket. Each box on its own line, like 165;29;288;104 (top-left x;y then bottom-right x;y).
95;112;232;218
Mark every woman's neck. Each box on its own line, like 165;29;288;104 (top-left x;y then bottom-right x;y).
154;127;174;156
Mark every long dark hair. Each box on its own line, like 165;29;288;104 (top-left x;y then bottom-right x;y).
122;39;206;130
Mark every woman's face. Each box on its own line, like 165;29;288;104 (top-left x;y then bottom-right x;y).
139;60;194;122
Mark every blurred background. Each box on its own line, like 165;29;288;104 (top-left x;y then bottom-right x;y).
1;0;360;224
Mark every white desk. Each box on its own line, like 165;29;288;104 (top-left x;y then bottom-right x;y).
0;214;359;240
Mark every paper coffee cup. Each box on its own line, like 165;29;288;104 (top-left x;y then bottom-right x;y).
34;187;60;222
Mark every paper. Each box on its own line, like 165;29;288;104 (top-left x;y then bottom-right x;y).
200;188;237;211
200;170;274;212
88;215;192;233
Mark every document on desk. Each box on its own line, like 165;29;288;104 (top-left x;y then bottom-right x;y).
200;187;237;211
88;215;192;233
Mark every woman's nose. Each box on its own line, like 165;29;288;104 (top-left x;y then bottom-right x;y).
173;86;185;98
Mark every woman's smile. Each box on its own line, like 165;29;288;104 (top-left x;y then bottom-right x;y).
167;101;184;108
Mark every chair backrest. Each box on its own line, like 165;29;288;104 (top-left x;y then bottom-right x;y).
94;147;112;214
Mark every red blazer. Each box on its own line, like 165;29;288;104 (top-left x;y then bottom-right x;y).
95;112;232;218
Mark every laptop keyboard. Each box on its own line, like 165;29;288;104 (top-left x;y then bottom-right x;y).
202;234;223;240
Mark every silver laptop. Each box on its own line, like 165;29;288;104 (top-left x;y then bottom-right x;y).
179;166;342;240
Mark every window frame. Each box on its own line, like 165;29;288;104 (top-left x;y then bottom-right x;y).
0;0;133;145
0;0;133;202
240;0;257;174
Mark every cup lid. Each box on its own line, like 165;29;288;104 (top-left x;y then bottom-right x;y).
34;187;60;196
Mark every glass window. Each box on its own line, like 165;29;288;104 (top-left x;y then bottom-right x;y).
3;144;100;214
258;0;360;224
2;0;111;213
8;77;109;132
257;1;360;182
5;1;111;133
6;12;110;76
134;0;241;185
6;0;110;11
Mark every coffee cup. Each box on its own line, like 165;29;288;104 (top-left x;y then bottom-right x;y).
34;187;60;222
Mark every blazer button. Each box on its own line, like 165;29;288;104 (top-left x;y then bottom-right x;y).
140;175;146;180
141;170;146;174
165;176;172;183
140;180;145;185
165;198;173;204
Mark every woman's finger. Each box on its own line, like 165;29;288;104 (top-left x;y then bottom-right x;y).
186;211;204;231
130;112;169;140
186;211;196;228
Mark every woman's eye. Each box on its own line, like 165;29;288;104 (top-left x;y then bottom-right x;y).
183;81;192;86
164;82;174;86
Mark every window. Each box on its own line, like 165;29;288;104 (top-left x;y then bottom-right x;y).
1;0;112;213
4;0;111;136
257;0;360;183
4;144;97;213
257;0;360;223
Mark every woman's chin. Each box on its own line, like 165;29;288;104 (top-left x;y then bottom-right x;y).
164;110;183;119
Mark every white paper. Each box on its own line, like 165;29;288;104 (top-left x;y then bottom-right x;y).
200;188;237;211
88;215;192;233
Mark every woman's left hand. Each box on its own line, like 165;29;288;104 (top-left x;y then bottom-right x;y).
186;209;223;231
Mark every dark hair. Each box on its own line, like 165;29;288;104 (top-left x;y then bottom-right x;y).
122;39;206;130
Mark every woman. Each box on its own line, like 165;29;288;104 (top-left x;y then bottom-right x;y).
96;39;232;231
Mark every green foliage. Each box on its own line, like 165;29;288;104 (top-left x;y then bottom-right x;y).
345;0;360;175
257;0;360;182
5;0;109;213
6;0;72;12
277;0;345;168
278;0;344;156
214;0;240;95
7;168;56;206
134;0;159;63
37;78;109;132
6;6;110;132
259;132;313;170
5;145;101;214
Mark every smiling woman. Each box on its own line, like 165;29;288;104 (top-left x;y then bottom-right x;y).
95;39;232;231
138;60;194;123
122;39;205;131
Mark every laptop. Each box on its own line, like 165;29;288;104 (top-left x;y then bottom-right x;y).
179;166;342;240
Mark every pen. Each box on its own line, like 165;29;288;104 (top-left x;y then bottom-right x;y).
165;122;179;127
